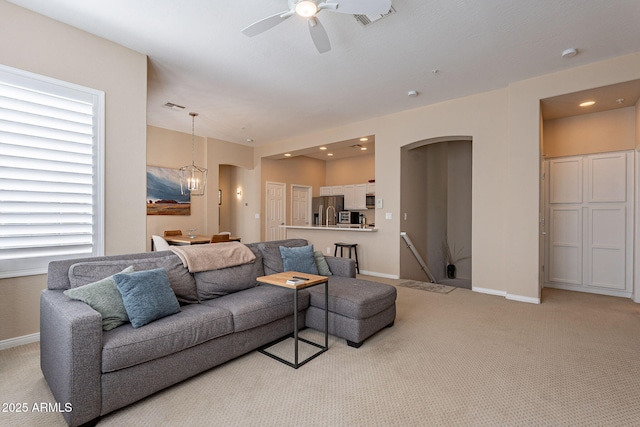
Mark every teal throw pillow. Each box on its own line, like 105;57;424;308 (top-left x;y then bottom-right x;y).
279;244;319;275
114;268;181;328
63;266;134;331
313;251;332;276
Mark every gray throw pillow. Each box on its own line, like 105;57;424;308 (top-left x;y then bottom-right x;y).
313;251;332;276
114;268;181;328
63;266;134;331
280;244;319;275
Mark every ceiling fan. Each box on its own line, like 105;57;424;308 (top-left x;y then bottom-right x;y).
241;0;392;53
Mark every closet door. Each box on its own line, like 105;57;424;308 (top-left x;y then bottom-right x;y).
584;153;632;291
545;151;633;297
547;157;583;285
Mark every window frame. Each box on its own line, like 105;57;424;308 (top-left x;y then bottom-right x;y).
0;64;105;278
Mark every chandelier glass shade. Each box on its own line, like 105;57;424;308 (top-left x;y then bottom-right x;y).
179;112;208;196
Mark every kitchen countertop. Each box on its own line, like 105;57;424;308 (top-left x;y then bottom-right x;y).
280;224;377;232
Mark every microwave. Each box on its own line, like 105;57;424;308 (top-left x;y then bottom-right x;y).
339;211;360;224
366;194;375;209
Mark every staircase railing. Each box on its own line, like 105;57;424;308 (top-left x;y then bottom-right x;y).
400;231;438;283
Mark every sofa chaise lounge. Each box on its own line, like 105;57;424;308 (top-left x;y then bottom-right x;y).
41;239;396;426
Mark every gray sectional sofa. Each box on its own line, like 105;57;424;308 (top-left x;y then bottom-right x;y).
41;239;396;426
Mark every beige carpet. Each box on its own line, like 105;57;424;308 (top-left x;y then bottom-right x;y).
2;281;640;426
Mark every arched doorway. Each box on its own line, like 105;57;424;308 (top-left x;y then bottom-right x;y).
400;137;472;287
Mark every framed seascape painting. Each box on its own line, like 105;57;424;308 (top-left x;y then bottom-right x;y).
146;166;191;215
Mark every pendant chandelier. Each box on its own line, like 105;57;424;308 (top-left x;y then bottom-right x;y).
179;112;208;196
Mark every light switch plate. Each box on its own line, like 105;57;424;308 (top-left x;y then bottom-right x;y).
376;198;383;209
385;212;392;220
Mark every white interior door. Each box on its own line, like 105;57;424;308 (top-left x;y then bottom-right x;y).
291;185;311;226
265;181;286;241
545;151;633;297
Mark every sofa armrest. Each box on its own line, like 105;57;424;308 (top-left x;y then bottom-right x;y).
40;290;102;426
325;256;356;278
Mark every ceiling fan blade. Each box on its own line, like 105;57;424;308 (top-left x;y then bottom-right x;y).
326;0;392;15
241;10;291;37
308;17;331;53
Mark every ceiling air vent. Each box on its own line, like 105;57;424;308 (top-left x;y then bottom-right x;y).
162;102;186;111
354;5;395;27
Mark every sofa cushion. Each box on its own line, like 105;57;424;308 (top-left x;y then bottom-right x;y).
257;239;308;275
200;285;310;332
280;244;319;275
314;251;333;276
114;268;181;328
63;266;134;331
307;276;397;320
68;255;198;304
193;246;264;300
158;256;199;304
101;303;233;372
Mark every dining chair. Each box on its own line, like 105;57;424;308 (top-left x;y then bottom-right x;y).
163;230;182;237
152;235;171;251
210;234;231;243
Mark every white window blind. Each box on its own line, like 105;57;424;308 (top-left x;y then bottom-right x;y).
0;65;104;278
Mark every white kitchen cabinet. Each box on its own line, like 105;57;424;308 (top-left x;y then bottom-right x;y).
344;184;368;210
319;186;331;196
343;185;355;209
354;184;368;209
330;186;344;195
366;182;376;194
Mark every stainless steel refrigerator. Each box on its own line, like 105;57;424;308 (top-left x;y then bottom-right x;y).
312;196;344;226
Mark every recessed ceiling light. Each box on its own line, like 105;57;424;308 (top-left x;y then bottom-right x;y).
319;146;327;150
327;153;333;156
284;153;292;157
246;138;254;143
562;48;578;58
408;90;418;97
361;147;367;151
616;98;625;104
579;101;596;107
359;137;368;142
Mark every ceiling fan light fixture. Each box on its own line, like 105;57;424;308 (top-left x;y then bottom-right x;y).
295;1;318;17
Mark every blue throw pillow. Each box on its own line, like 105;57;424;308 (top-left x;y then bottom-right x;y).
114;268;180;328
279;244;319;275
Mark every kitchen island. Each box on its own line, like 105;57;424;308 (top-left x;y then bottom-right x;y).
281;225;377;232
280;225;378;275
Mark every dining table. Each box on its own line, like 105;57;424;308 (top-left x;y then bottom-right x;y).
152;234;241;251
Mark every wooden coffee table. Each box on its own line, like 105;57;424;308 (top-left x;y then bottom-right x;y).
256;271;329;369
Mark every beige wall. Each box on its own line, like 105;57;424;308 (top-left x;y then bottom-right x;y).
3;0;640;343
260;156;326;240
255;52;640;302
543;107;636;158
146;126;208;248
0;0;147;341
324;154;375;186
146;126;256;248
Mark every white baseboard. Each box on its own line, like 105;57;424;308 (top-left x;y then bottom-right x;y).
472;287;506;297
359;270;400;279
473;287;540;304
0;333;40;351
506;293;540;304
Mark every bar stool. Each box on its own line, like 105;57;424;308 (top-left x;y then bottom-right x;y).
334;242;359;274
